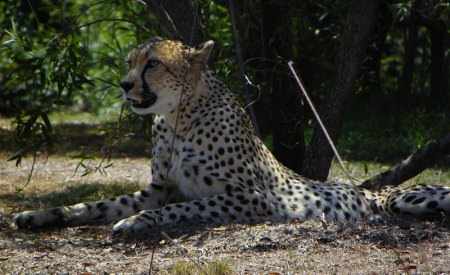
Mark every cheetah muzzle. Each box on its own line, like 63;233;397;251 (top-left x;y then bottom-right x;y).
129;92;157;109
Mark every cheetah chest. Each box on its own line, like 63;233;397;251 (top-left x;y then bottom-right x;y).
163;142;228;200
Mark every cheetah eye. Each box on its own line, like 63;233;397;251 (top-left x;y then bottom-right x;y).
146;59;161;69
125;60;132;68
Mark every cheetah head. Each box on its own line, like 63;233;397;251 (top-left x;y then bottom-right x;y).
120;37;214;115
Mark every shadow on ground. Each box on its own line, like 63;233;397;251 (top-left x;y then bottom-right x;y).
0;122;151;158
0;181;142;211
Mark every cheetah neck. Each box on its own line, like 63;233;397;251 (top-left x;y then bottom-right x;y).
163;71;212;136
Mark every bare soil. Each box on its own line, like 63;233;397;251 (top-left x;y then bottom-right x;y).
1;156;450;274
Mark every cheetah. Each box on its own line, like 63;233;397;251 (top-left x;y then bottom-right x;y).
14;37;450;237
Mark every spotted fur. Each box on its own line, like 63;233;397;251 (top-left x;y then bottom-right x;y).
14;38;450;236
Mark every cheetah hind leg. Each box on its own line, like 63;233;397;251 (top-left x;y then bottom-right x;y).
385;185;450;219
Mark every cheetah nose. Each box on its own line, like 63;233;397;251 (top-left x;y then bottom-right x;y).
120;81;134;93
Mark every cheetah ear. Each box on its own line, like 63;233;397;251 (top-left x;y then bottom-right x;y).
189;40;215;65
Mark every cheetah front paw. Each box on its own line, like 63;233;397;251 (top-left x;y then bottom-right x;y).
13;211;38;229
13;208;66;230
112;214;155;238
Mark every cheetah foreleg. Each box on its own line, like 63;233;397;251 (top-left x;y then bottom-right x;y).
111;192;272;237
14;185;169;230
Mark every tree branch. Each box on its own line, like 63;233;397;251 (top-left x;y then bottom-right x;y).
360;133;450;190
143;0;203;46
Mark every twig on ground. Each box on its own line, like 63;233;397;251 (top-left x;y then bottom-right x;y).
15;151;38;192
148;245;156;275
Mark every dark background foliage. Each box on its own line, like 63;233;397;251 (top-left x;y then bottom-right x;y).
0;0;449;180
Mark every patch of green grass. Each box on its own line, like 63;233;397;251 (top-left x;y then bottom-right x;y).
0;114;151;158
49;111;117;125
261;110;449;164
329;160;450;186
339;110;449;162
167;260;234;275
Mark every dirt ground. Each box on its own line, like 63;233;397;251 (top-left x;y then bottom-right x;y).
1;156;450;274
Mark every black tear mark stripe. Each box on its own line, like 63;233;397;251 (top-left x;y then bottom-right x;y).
140;60;178;96
141;62;154;96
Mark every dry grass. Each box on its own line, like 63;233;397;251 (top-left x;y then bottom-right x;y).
166;260;234;275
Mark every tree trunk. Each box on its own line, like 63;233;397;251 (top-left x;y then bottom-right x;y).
368;2;392;91
303;0;379;180
144;0;203;46
262;0;305;173
397;2;420;108
227;0;261;136
236;0;272;138
429;20;448;108
361;133;450;190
